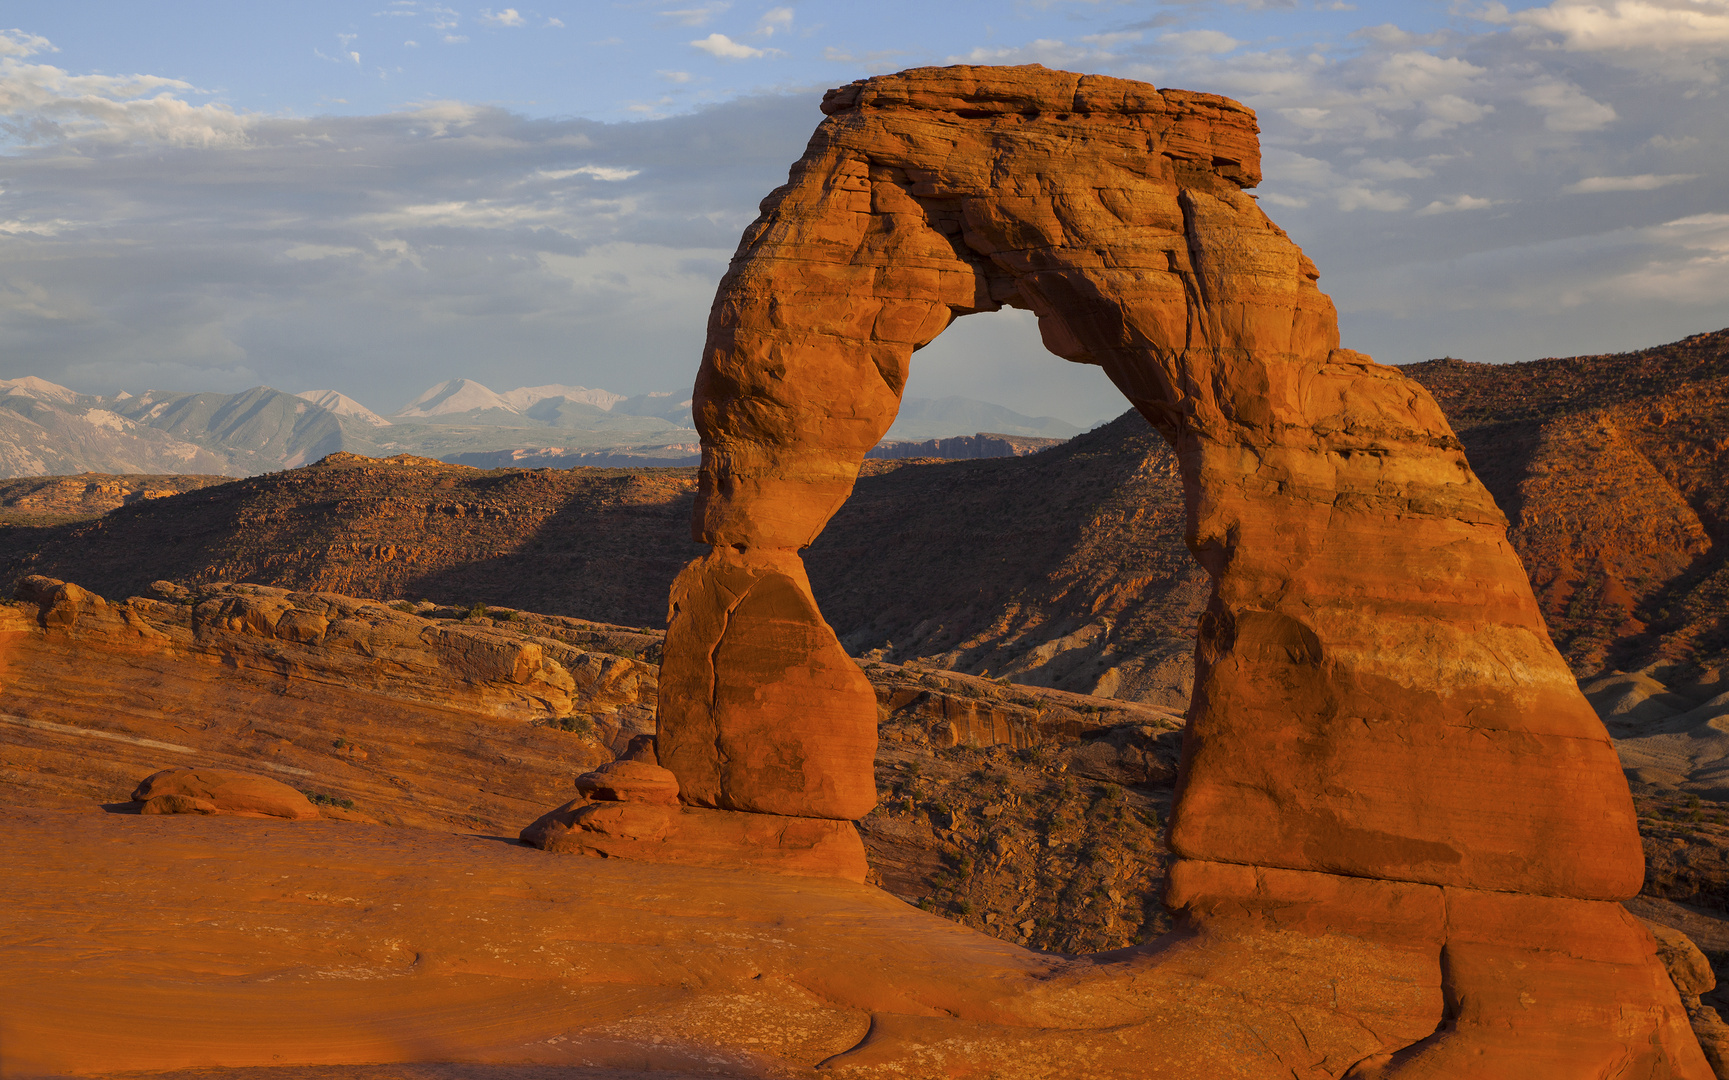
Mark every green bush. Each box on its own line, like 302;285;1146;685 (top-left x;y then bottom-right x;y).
547;715;595;737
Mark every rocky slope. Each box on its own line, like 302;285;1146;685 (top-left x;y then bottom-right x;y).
0;473;232;525
1404;326;1729;681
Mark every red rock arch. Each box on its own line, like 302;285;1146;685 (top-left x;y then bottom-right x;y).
645;65;1714;1075
658;63;1638;898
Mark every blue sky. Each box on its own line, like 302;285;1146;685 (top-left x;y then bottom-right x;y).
1;1;1725;423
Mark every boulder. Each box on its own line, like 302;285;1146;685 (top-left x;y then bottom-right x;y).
573;759;680;806
131;768;319;820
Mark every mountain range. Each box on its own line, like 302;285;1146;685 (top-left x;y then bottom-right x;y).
0;374;1086;478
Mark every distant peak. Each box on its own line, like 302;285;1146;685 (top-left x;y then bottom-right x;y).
392;378;519;418
0;375;82;404
296;389;392;427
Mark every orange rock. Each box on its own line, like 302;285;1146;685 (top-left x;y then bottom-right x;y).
657;549;878;820
521;796;868;882
132;768;319;821
137;793;217;816
0;578;653;832
653;62;1684;1073
661;62;1639;892
573;759;680;806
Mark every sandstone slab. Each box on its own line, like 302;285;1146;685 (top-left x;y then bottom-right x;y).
132;768;320;820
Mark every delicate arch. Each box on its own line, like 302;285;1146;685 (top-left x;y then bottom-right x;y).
656;65;1640;904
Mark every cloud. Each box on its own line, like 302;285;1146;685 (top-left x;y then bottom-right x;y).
824;46;913;66
1564;173;1700;193
0;34;251;147
539;165;642;181
0;29;53;58
660;3;730;27
690;33;768;59
546;17;564;28
947;38;1120;66
479;8;526;27
1516;0;1729;51
1417;194;1499;215
1160;29;1241;54
1522;79;1617;131
0;88;820;403
659;70;693;83
757;7;793;36
1353;156;1435;180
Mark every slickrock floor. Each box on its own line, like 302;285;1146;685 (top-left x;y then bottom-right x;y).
0;804;1392;1080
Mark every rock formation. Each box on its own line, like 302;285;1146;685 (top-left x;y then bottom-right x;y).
653;64;1708;1073
0;575;657;831
132;768;319;820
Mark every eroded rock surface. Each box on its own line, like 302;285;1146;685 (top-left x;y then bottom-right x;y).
0;575;656;830
655;63;1700;1074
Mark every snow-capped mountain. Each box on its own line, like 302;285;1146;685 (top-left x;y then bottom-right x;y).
392;378;519;418
297;390;392;427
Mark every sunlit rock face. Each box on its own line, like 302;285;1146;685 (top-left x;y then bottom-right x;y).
654;64;1710;1074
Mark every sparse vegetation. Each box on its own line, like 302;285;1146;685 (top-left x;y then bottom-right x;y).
542;715;596;737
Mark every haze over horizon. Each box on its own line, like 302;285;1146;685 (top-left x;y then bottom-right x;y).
0;1;1725;426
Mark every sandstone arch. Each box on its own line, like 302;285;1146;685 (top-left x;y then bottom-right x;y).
653;66;1708;1073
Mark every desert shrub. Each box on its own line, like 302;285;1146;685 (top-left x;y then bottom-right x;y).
303;791;356;811
546;715;595;737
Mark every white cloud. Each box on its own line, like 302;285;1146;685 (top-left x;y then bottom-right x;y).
1260;149;1414;213
1516;0;1729;51
659;70;693;83
1160;29;1241;54
444;34;468;44
823;45;912;66
539;165;642;181
546;17;565;28
661;3;730;27
480;8;527;27
1336;185;1411;212
691;33;767;59
1522;79;1617;131
757;7;793;36
947;39;1118;67
0;29;53;58
0;35;252;147
1079;31;1143;48
1353;156;1434;180
1417;194;1499;215
1564;173;1700;193
1413;93;1492;137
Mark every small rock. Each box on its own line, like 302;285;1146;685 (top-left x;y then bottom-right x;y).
1642;918;1717;996
574;759;680;806
139;793;218;816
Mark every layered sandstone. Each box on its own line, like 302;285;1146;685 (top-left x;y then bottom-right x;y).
0;576;657;831
656;64;1698;1073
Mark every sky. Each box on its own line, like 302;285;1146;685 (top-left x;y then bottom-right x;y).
0;1;1725;425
